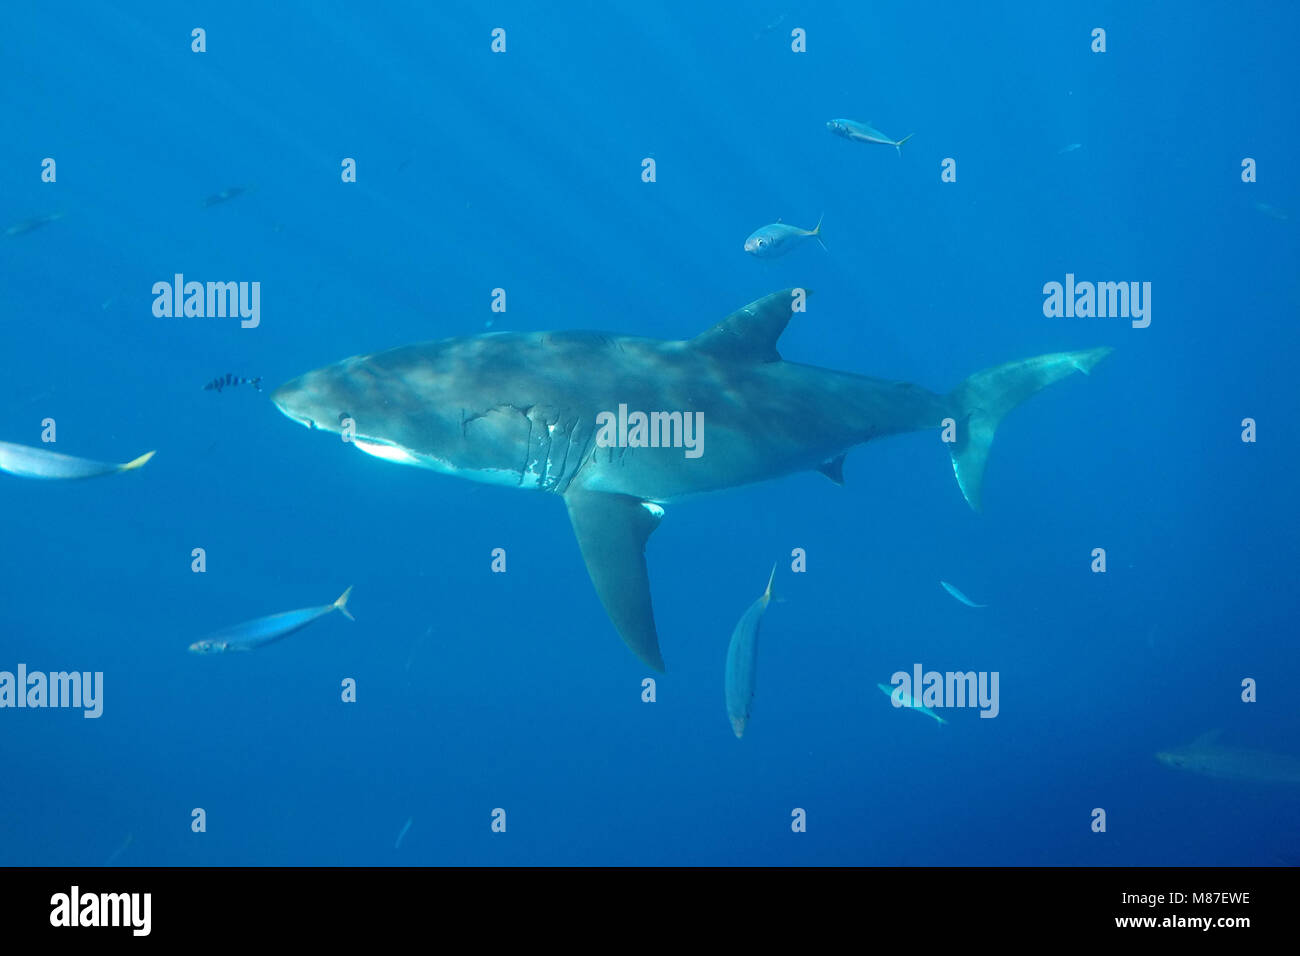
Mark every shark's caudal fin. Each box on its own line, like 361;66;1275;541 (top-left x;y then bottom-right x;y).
894;133;914;154
565;489;666;671
948;347;1113;511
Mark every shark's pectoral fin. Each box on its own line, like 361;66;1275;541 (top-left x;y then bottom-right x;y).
564;489;666;671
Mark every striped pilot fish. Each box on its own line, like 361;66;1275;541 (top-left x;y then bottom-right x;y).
204;373;262;393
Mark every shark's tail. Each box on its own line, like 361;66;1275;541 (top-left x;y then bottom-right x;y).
894;133;914;154
947;347;1113;511
811;212;826;251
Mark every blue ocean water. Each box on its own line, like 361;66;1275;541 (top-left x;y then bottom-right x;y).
2;1;1297;866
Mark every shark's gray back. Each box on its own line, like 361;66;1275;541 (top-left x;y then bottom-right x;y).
358;329;947;502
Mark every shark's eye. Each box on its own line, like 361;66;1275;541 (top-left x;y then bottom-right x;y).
756;238;766;248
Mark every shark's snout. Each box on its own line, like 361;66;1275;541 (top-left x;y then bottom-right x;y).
270;380;317;429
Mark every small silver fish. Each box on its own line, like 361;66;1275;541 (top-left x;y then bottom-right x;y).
754;12;786;38
877;683;947;725
0;441;155;480
201;186;249;208
826;119;914;153
744;215;824;258
3;212;64;237
394;816;413;849
104;832;134;866
940;580;986;608
1253;201;1290;222
724;565;777;738
189;586;354;654
1058;143;1083;154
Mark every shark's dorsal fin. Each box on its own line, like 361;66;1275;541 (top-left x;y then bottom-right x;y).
692;289;808;363
816;454;846;485
564;488;666;671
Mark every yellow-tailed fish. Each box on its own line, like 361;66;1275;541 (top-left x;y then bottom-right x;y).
877;683;947;725
724;565;777;738
0;440;154;480
940;580;986;608
744;215;825;258
826;119;914;154
188;586;354;654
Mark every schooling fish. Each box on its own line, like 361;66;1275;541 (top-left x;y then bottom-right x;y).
826;119;914;154
0;440;155;480
4;212;64;237
940;580;987;608
744;215;825;258
204;373;262;393
877;682;947;725
188;586;355;654
724;565;777;738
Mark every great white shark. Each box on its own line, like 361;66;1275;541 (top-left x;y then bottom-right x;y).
272;290;1112;670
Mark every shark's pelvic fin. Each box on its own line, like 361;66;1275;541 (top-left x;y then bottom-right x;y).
948;346;1114;511
816;453;846;485
691;288;809;363
564;488;666;671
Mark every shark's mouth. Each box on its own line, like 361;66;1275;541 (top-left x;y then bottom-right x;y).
352;438;421;465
